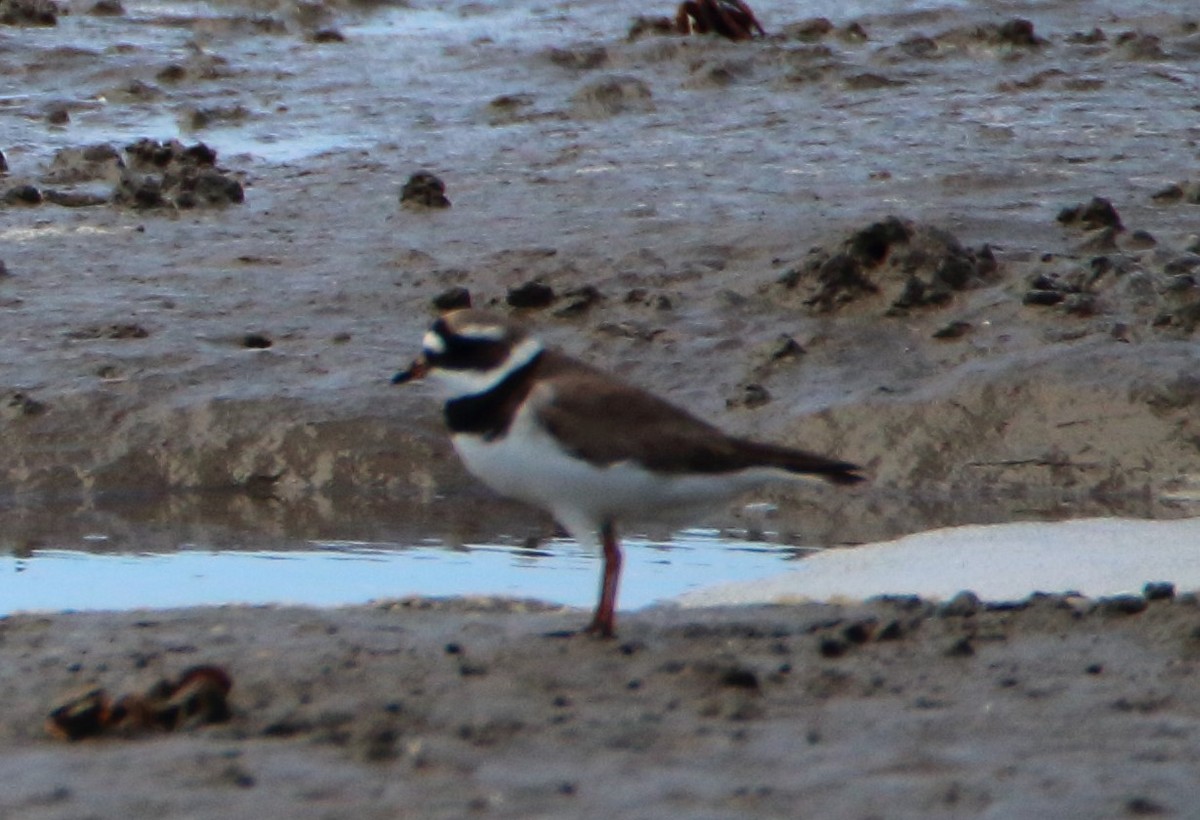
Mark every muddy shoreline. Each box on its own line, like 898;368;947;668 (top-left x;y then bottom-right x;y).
5;593;1200;818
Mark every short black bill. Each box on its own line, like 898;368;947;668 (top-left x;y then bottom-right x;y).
391;359;427;384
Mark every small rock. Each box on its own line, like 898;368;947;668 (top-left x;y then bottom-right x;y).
242;333;272;349
1143;582;1175;601
487;93;535;124
1163;254;1200;276
1151;183;1183;203
841;620;874;644
783;17;833;41
1126;229;1156;249
1057;197;1123;230
69;323;148;340
308;28;345;43
432;287;471;312
840;22;869;42
569;74;653;119
1125;796;1168;816
184;105;250;131
767;334;804;361
727;383;771;410
938;590;982;617
0;0;59;25
4;185;43;205
546;45;608;71
507;281;555;309
400;171;450;209
626;15;674;41
156;64;187;83
1074;227;1121;253
1098;594;1148;616
1023;289;1064;306
945;636;975;657
43;190;108;208
555;285;602;316
932;320;972;339
1067;28;1106;44
719;666;760;690
876;620;904;641
6;392;47;417
995;18;1042;47
1064;293;1098;316
818;637;848;658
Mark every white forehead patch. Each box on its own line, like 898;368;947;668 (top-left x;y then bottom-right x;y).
422;331;446;354
454;322;509;342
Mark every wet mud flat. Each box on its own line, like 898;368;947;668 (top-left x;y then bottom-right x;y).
0;0;1199;532
4;592;1200;818
2;0;1200;815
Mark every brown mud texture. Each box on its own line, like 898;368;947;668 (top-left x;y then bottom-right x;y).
3;0;1200;815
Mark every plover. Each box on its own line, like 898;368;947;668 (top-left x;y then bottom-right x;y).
394;309;864;637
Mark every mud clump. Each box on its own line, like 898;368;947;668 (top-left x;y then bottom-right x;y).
1057;197;1123;231
67;323;150;340
44;143;125;184
400;171;451;209
780;216;997;314
3;185;43;206
182;105;250;131
626;15;674;41
432;286;472;312
88;0;123;15
555;285;603;317
979;18;1043;48
0;0;58;25
1020;251;1200;333
546;44;608;71
1151;181;1200;205
115;138;244;209
781;17;834;41
507;280;556;309
569;75;653;119
4;392;47;418
17;139;244;210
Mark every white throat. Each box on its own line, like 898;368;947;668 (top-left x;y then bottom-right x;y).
429;336;544;399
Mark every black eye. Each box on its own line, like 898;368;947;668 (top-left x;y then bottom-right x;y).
429;322;510;372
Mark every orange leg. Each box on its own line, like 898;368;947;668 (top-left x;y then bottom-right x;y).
586;520;622;638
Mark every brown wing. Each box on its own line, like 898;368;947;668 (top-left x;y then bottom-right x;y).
532;352;864;484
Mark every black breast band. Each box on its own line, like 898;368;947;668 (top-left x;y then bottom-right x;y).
443;352;543;440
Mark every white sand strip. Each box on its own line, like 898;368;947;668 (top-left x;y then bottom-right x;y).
675;517;1200;607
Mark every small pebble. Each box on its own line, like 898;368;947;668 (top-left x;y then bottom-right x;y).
507;281;555;309
432;287;471;312
1098;595;1148;616
939;590;982;617
1143;582;1175;601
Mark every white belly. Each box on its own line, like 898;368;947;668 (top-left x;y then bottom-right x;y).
450;404;795;538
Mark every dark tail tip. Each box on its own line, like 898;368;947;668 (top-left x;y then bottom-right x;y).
825;466;867;486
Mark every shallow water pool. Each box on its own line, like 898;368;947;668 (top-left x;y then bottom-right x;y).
0;528;818;615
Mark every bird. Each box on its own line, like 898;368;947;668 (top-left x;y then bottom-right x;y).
393;309;865;637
